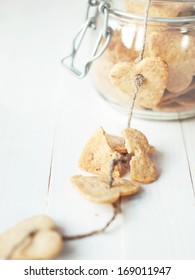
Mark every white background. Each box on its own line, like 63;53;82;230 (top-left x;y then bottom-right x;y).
0;0;195;260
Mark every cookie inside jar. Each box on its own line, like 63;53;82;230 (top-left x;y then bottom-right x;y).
91;0;195;120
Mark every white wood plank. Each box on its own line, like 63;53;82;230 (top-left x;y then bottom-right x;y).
0;111;55;232
180;119;195;198
0;0;71;231
122;119;195;259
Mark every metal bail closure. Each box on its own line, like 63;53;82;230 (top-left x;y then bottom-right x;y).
61;1;112;79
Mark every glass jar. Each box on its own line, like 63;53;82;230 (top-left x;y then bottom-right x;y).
62;0;195;120
89;0;195;120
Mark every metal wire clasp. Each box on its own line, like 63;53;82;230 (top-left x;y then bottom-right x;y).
61;0;112;79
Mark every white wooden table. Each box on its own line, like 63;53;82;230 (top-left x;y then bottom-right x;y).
0;0;195;260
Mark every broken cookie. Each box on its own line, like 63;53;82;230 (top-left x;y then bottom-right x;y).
130;155;157;184
123;128;157;183
71;175;139;204
79;127;157;185
79;127;130;178
0;216;63;260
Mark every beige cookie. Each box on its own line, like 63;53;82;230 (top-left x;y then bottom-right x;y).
106;134;127;153
166;61;193;93
146;30;195;63
130;155;157;184
10;230;63;260
71;175;139;204
122;128;158;184
79;127;130;178
0;216;63;260
124;0;183;18
145;30;195;93
110;57;168;108
192;59;195;75
122;128;151;155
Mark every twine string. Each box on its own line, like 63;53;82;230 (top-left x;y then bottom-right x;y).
127;0;152;128
135;0;152;64
63;202;121;241
127;74;145;128
110;0;152;186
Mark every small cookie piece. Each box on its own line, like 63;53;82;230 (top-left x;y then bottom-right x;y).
123;128;158;184
110;57;168;108
79;127;129;178
130;155;157;184
71;175;139;204
0;216;63;260
106;134;127;153
122;128;151;154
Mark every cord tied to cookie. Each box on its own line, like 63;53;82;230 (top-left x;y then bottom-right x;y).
127;73;145;128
